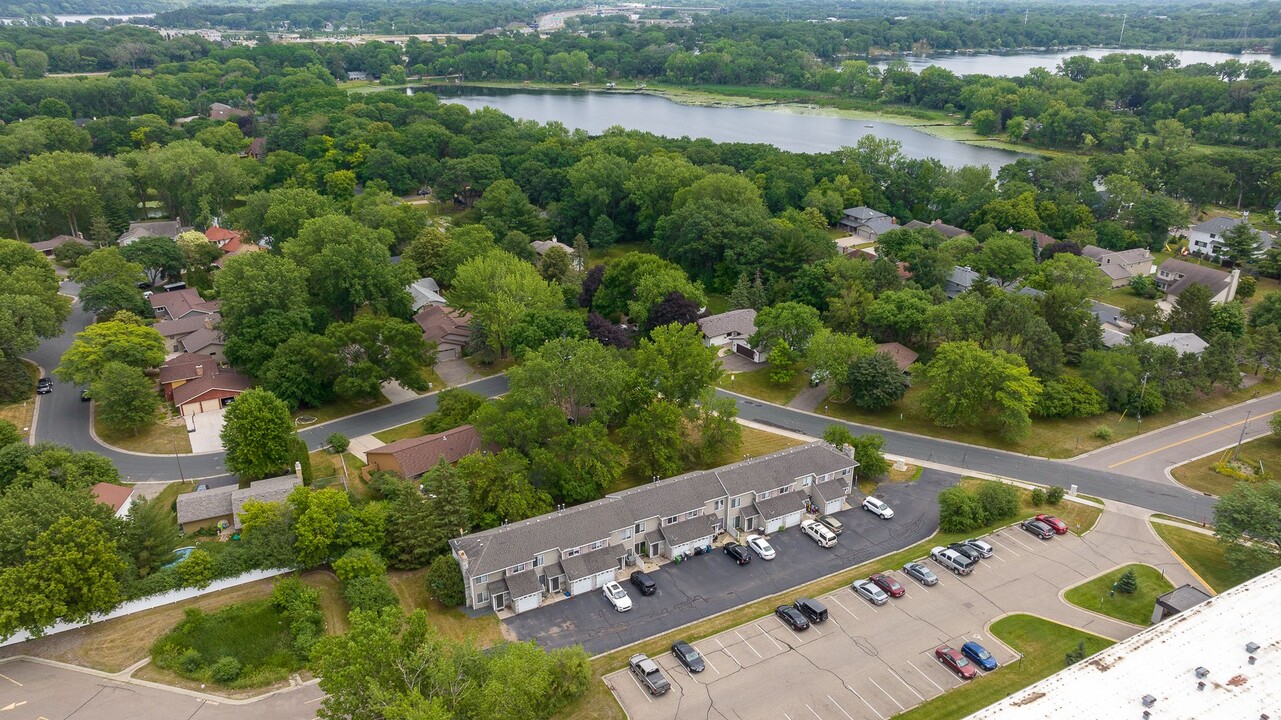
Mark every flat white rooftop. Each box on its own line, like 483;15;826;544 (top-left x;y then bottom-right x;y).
966;566;1281;720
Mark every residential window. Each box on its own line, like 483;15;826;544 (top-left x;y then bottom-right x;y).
512;563;526;573
687;510;698;519
591;540;605;550
475;592;488;606
778;484;792;494
757;490;771;500
533;555;544;568
665;515;679;525
475;574;488;585
621;528;632;540
563;548;579;558
635;521;645;533
714;498;725;510
802;475;813;487
730;497;741;509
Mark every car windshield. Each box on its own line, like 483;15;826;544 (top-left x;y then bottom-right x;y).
868;498;884;508
677;645;697;660
975;648;991;660
954;655;970;666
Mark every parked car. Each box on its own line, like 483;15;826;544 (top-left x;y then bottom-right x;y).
1036;514;1069;534
79;388;91;401
1021;518;1055;540
775;604;811;631
793;597;828;624
630;570;656;596
902;561;939;586
603;581;632;612
930;546;975;576
817;515;844;535
949;542;984;563
195;484;208;492
671;640;705;673
852;578;889;605
935;645;977;679
629;654;671;696
862;496;894;519
800;519;838;548
746;534;776;560
962;641;999;672
36;377;53;394
723;541;752;565
869;573;905;598
963;538;994;558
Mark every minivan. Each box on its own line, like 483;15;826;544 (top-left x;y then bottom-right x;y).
793;597;828;624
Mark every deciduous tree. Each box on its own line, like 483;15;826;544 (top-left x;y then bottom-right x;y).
56;313;165;385
221;389;295;481
90;361;159;435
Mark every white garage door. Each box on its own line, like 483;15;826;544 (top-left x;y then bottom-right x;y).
823;498;843;515
201;399;221;414
512;593;541;614
766;511;804;533
590;569;614;590
667;535;715;559
569;576;594;595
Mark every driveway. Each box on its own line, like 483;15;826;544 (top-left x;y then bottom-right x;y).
606;510;1201;720
504;470;957;655
188;409;225;453
435;358;480;386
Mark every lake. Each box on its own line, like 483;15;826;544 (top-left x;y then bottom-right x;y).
427;88;1028;170
871;48;1281;77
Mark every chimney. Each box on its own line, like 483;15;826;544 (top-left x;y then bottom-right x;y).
195;364;204;377
294;461;303;480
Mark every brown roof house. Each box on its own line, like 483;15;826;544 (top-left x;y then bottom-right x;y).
208;102;249;122
150;288;220;321
91;482;136;519
875;342;919;372
1154;259;1239;306
154;312;222;354
414;305;472;360
30;235;92;258
1081;245;1153;288
364;424;484;479
118;220;188;247
175;474;302;533
168;361;251;417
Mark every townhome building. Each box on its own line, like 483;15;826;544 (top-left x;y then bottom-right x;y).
450;442;857;615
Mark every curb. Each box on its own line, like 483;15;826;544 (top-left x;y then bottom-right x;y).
1144;519;1217;595
1054;563;1163;633
24;359;43;444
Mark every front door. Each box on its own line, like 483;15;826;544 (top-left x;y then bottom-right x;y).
549;576;561;593
491;592;506;611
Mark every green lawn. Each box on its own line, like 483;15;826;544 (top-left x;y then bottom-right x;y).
717;366;808;406
153;480;197;514
1063;564;1174;626
295;395;389;426
374;419;425;443
150;599;304;688
892;615;1114;720
1151;522;1281;593
1170;435;1281;497
94;410;192;454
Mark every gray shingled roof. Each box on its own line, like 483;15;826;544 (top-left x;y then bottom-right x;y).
561;546;619;580
1156;259;1233;299
842;206;885;221
618;471;724;524
1146;333;1208;356
1192;217;1243;235
230;476;301;529
487;577;509;596
754;490;808;520
1156;583;1213;613
810;480;846;504
544;561;563;579
505;569;542;599
1100;263;1134;280
714;444;854;498
176;484;235;524
865;216;897;235
659;515;717;547
697;309;756;340
741;503;760;519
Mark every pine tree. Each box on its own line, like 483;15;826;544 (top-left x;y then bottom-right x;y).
572;233;589;271
589;215;618;249
89;215;114;248
729;273;752;310
1116;568;1138;594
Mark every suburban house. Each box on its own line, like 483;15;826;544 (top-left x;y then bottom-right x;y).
243;137;267;160
164;359;251;416
91;482;136;519
154;313;222;354
29;235;92;258
530;238;573;257
178;327;226;362
118;220;188;247
204;225;261;267
450;442;858;614
406;277;447;311
364;424;484;479
1080;245;1153;288
208;102;249;122
1185;216;1273;260
697;309;766;363
413;304;472;360
944;266;989;298
1090;300;1131;348
837;206;897;241
1018;229;1058;256
1146;332;1209;356
903;219;969;239
1154;259;1239;305
160;353;217;401
150;288;220;321
875;342;919;372
175;475;302;533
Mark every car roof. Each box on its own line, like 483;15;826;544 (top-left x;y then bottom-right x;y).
673;640;695;652
866;496;885;505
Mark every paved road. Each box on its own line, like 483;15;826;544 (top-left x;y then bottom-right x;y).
1073;389;1281;486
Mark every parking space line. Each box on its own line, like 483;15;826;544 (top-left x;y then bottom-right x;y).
806;703;824;719
784;714;793;720
869;677;904;711
695;647;720;675
627;670;653;703
908;659;945;692
759;622;786;650
1003;532;1036;552
848;687;884;719
736;629;763;658
830;595;859;621
716;638;741;667
886;668;925;701
987;536;1022;556
827;694;857;720
0;672;22;687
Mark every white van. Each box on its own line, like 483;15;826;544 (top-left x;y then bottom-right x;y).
801;519;837;548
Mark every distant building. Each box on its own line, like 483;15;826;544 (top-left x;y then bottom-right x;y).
208;102;249;122
149;288;220;321
118;220;188;247
1146;332;1209;357
903;219;969;239
1089;300;1131;348
176;475;302;533
837;206;897;241
1080;245;1153;288
530;238;573;256
244;137;267;160
1018;229;1058;255
1154;259;1238;305
154;312;222;354
697;309;765;363
414;305;472;360
406;277;447;311
875;342;919;372
91;482;136;519
29;235;91;258
944;266;990;298
1186;216;1273;260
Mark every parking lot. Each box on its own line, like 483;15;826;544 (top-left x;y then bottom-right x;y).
506;470;958;654
606;522;1142;720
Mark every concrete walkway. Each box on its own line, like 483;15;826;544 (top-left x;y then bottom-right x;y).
379;380;419;403
187;409;225;454
786;381;828;412
346;434;383;462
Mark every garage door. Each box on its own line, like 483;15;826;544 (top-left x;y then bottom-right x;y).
590;570;614;590
766;510;804;533
823;498;843;515
512;593;541;614
200;399;221;414
569;576;594;595
667;535;715;559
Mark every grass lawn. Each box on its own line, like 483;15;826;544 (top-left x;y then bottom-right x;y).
891;615;1114;720
717;366;808;406
820;375;1281;459
374;418;424;443
607;425;806;494
465;355;517;377
153;480;198;513
387;569;505;647
1170;434;1281;497
704;292;730;315
309;450;339;481
94;410;192;454
1063;564;1174;626
295;395;388;426
1151;522;1281;593
587;241;655;266
0;359;37;434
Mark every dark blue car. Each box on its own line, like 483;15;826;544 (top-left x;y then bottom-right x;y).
962;641;998;672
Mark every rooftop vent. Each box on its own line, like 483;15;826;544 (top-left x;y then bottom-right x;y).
1197;681;1206;691
1143;712;1151;720
1195;667;1209;679
1249;656;1257;665
1246;642;1261;654
1142;695;1157;708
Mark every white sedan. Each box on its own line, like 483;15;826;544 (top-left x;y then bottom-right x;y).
863;496;895;519
745;534;776;560
603;581;633;612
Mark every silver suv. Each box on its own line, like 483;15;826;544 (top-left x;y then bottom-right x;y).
930;546;974;576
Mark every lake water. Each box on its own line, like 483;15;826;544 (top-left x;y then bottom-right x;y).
870;48;1281;76
428;88;1028;170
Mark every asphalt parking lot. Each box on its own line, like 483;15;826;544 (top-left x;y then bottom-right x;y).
506;470;959;654
606;523;1121;720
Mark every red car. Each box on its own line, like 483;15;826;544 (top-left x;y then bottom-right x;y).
935;644;977;679
869;573;905;598
1035;514;1068;534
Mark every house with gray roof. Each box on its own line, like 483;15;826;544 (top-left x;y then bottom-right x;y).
1081;246;1153;288
1146;332;1209;356
450;442;857;614
904;219;969;239
698;309;767;363
1154;259;1239;305
175;474;302;533
406;277;447;311
838;206;898;241
118;220;188;247
1089;300;1131;348
1186;216;1273;260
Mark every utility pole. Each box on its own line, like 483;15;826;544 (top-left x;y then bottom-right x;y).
1233;410;1253;461
1135;372;1151;424
1119;14;1127;45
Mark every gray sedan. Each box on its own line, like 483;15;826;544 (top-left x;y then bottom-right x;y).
902;561;939;586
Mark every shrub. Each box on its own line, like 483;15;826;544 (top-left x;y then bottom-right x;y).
177;548;215;589
1116;568;1138;594
1065;640;1087;665
178;648;204;674
332;547;386;584
342;575;400;613
1047;486;1065;505
291;436;312;484
210;656;242;684
548;646;594;712
326;433;350;454
1030;488;1046;506
0;359;33;403
425;554;465;606
0;419;20;448
1034;376;1107;419
938;486;986;533
976;481;1020;523
271;577;325;660
1092;425;1114;440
